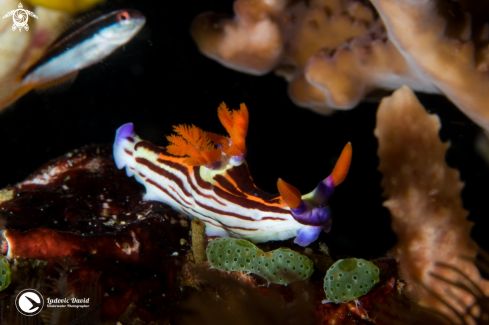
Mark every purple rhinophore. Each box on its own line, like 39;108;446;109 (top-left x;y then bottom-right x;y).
289;174;336;227
294;226;324;246
312;175;335;203
114;123;137;170
290;201;331;227
115;123;135;146
288;174;336;244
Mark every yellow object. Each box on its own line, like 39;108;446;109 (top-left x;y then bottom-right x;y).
25;0;104;14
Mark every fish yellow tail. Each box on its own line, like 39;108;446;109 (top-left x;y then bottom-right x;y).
0;81;35;111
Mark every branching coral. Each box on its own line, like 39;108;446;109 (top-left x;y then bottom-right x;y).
374;85;489;320
190;0;438;114
370;0;489;133
192;0;489;132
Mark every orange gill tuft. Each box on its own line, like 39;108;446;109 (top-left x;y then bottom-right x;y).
217;102;248;157
165;124;221;166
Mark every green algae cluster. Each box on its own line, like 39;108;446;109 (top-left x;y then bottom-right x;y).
0;256;11;291
206;237;314;285
323;258;380;303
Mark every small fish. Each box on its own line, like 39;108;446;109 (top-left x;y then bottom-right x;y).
0;9;146;108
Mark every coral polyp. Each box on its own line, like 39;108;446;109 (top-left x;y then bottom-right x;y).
206;237;314;285
323;258;380;304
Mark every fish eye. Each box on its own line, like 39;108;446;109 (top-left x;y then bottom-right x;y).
117;11;130;22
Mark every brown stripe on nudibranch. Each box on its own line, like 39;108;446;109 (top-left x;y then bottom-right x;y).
212;185;290;215
226;164;282;204
135;140;167;155
156;156;228;207
168;185;193;206
134;158;192;198
135;139;230;208
181;208;250;236
145;179;187;207
194;200;283;223
186;207;259;232
156;157;189;175
124;149;133;156
193;166;212;190
213;174;248;198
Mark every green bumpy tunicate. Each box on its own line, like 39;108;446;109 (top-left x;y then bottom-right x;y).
206;237;314;285
0;256;11;291
323;258;380;303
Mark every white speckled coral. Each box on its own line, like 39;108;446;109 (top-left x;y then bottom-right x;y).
375;85;489;321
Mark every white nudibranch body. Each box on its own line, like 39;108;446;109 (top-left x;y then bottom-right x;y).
113;123;305;244
113;103;352;246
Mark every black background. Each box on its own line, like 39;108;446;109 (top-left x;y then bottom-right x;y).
0;0;487;259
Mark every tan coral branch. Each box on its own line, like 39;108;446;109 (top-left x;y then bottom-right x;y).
191;0;439;114
370;0;489;133
374;85;489;320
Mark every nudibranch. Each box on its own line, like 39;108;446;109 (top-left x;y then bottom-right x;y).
113;103;352;246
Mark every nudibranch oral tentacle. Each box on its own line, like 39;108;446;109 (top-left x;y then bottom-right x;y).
113;103;351;246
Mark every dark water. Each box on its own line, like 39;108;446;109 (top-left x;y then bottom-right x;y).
0;0;487;259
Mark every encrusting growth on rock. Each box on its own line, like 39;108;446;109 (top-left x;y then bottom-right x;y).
206;237;314;285
322;258;380;304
